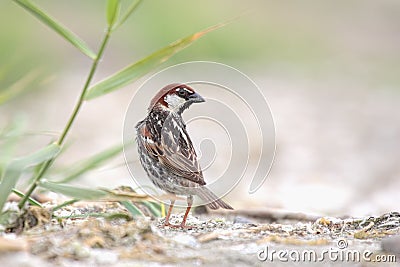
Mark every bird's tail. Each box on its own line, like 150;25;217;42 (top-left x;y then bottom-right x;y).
197;186;233;210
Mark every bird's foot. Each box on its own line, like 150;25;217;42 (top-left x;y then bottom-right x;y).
163;221;195;229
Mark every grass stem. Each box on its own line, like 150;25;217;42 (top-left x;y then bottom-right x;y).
18;26;113;209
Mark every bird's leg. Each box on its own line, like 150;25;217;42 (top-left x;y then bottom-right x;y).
163;199;175;226
162;196;195;229
179;195;193;228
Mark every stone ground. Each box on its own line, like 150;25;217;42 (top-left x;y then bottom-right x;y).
0;201;399;267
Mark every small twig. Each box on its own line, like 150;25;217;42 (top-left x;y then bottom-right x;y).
211;208;322;222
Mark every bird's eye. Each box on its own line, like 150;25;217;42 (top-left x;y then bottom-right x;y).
178;88;186;97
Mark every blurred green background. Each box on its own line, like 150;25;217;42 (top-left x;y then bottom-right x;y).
1;0;399;216
2;0;399;88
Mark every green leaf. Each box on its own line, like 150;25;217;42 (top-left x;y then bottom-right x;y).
120;201;144;217
85;22;227;100
105;212;131;221
0;117;26;172
113;0;142;30
142;201;162;217
39;180;107;200
107;0;120;27
13;143;61;170
0;168;19;212
0;143;61;213
11;188;42;207
0;70;42;105
13;0;96;59
56;144;123;183
54;212;131;220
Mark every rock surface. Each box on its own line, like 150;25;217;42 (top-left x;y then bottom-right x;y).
1;204;398;266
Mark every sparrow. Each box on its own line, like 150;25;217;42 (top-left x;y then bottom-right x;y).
135;83;233;228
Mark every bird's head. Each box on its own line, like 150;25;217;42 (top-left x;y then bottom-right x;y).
149;83;205;114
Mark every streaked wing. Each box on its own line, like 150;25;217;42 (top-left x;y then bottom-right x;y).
159;117;206;185
138;120;206;186
137;122;162;159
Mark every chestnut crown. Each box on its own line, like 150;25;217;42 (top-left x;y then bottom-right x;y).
149;83;205;114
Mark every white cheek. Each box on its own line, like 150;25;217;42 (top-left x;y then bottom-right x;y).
164;94;185;109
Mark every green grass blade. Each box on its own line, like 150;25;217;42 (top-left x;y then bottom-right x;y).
56;144;123;183
0;117;26;173
142;201;162;217
113;0;142;30
107;0;120;27
11;188;42;207
13;0;96;59
0;143;60;212
39;180;107;200
54;212;131;220
120;201;144;217
14;143;61;170
0;166;21;213
0;70;42;105
85;22;227;100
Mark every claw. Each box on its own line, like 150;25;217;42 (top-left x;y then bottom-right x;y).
163;221;195;229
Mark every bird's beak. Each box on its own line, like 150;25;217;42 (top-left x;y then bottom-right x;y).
189;92;205;103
